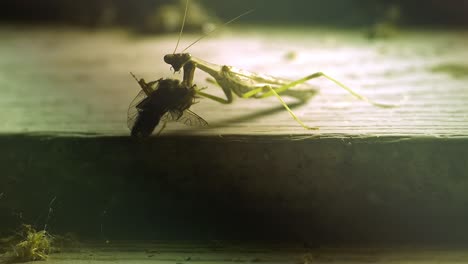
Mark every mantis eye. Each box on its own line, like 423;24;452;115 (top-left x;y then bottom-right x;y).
163;54;173;64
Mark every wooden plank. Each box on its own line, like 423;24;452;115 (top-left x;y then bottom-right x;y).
0;26;467;137
1;135;468;243
4;242;468;264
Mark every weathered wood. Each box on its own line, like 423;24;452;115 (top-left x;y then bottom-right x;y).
4;241;468;264
1;27;467;137
1;135;468;243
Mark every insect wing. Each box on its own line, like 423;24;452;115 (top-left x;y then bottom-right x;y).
160;109;208;127
179;109;209;127
127;90;147;129
160;111;180;124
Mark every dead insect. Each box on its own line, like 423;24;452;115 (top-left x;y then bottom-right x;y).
127;73;208;137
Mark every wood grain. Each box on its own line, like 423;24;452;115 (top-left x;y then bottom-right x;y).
4;242;468;264
1;26;467;137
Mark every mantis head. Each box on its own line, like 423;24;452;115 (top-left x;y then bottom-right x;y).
164;53;192;72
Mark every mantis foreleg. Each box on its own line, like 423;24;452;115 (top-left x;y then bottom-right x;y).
196;90;231;104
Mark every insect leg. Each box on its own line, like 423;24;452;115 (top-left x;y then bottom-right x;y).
258;72;395;108
185;61;234;104
156;121;168;136
195;79;234;104
130;72;153;96
246;85;319;130
182;62;196;87
196;90;232;104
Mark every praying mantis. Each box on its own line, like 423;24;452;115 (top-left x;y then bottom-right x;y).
128;0;394;137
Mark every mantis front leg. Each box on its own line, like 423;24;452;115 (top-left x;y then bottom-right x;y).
196;90;231;104
184;61;234;104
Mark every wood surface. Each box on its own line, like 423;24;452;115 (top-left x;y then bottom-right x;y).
3;241;468;264
0;26;467;137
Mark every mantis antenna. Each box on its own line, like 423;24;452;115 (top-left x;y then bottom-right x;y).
181;8;255;53
173;0;190;54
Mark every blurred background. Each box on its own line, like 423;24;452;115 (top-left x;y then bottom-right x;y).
0;0;467;32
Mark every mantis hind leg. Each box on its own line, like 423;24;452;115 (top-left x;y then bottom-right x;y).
198;83;317;130
245;72;395;108
263;85;319;130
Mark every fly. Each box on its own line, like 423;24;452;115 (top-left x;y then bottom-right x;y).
127;73;207;138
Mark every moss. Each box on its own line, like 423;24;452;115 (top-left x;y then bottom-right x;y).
1;225;53;263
